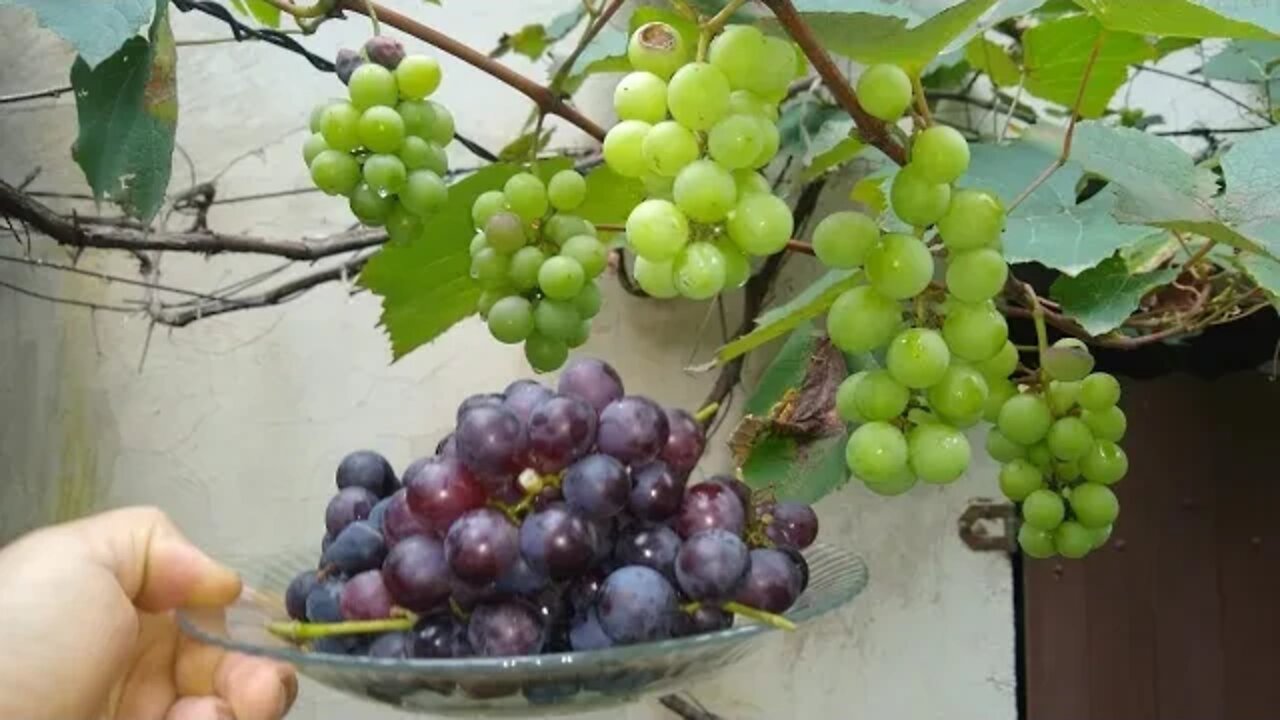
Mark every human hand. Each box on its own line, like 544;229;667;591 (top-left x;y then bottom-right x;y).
0;506;297;720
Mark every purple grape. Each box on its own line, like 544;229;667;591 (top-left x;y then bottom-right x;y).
415;613;472;658
716;475;753;510
363;35;405;69
587;515;616;566
733;548;803;613
305;578;344;622
597;566;678;644
569;609;614;651
382;490;432;545
526;395;597;473
321;521;386;574
519;505;595;580
286;571;319;621
674;480;747;539
482;473;524;504
562;454;629;519
325;486;378;536
674;605;733;636
367;495;394;532
336;450;398;498
566;569;606;619
763;501;819;550
467;601;545;657
557;358;624;413
445;508;520;584
436;434;458;458
628;461;686;522
596;396;669;464
779;547;810;592
660;408;705;474
341;569;394;620
382;535;451;612
367;631;414;659
449;574;501;611
321;532;334;554
674;529;750;601
313;636;361;655
495;552;551;596
615;524;681;580
334;48;365;85
456;393;504;423
456;404;527;476
405;456;487;536
504;379;554;423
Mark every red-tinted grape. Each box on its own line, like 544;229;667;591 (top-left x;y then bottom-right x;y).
614;524;681;580
456;393;504;423
456;404;528;476
557;358;625;413
763;501;819;550
519;505;596;580
382;535;452;612
382;489;432;545
336;449;399;497
562;454;629;519
597;396;669;464
341;569;394;620
660;408;705;473
717;475;752;510
321;520;386;574
628;461;686;522
526;395;597;473
405;456;487;535
674;481;746;538
597;565;678;644
674;528;750;601
503;379;554;423
325;486;378;535
732;548;802;613
467;601;545;657
435;434;457;457
445;508;520;584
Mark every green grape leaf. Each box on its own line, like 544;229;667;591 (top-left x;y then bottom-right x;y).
717;270;862;363
1;0;156;67
965;37;1020;86
1072;0;1279;39
851;176;889;218
803;136;866;180
921;57;974;89
227;0;281;27
1238;252;1280;306
1216;125;1280;260
497;127;552;161
575;166;645;228
778;100;866;177
505;24;550;60
360;158;573;360
1202;39;1280;82
1153;37;1201;57
70;6;176;223
791;0;1049;50
1022;15;1154;117
1049;255;1177;335
546;5;585;40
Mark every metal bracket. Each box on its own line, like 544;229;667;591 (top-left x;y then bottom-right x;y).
958;500;1018;552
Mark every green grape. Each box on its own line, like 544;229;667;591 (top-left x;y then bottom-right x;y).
845;421;909;484
362;153;407;194
1045;380;1080;417
728;192;793;256
484;212;526;254
508;246;546;291
911;125;970;184
525;332;569;372
673;160;737;223
603;120;652;178
863;467;918;496
400;170;448;216
627;21;688;80
561;235;607;278
544;214;595;244
632;256;679;298
565;320;591;349
672;242;727;300
866;233;934;300
385;203;423;244
997;393;1053;445
1018;524;1057;559
397;100;433;138
1081;441;1127;485
749;36;799;101
926;364;989;426
1054;521;1094;559
708;25;765;90
727;90;777;121
302;132;329;166
574;282;602;318
504;172;549;223
349;63;399;109
983;377;1017;423
975;341;1018;381
320;102;362;152
1081;406;1126;442
533;299;582;341
1047;417;1094;461
750;116;781;169
1070;483;1119;529
424;101;455;145
734;169;771;197
1089;524;1112;550
309;150;361;196
667;62;731;131
471;247;511;288
908;423;970;484
853;369;910;421
309;103;328;132
539;256;586;300
715;238;751;288
471;190;507;229
626;199;689;261
1043;338;1095;382
470;232;489;257
641;121;699;178
826;285;901;353
811;211;879;270
890;164;952;227
836;371;868;424
349;183;392;225
856;64;912;122
1056;460;1081;482
1079;372;1121;411
942;300;1008;361
399;136;447;174
987;430;1028;464
547;170;587;212
476;286;509;318
1027;442;1053;471
946;248;1007;303
707;114;765;170
1022;489;1065;530
614;71;668;124
886;328;950;389
395;55;441;100
642;172;675;199
938;189;1005;251
487;296;534;344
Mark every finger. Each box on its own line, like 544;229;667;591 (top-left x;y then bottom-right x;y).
214;653;298;720
174;620;229;698
164;696;235;720
109;614;179;720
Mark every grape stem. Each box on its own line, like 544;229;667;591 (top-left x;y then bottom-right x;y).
255;0;334;19
549;0;627;97
910;73;933;128
1022;282;1050;376
720;601;798;631
702;0;751;34
267;616;416;641
693;401;721;424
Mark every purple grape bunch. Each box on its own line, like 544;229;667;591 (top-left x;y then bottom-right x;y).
286;357;820;661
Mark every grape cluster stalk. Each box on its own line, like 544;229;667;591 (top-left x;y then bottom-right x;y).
277;357;820;664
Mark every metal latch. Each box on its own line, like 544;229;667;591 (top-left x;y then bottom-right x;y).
958;500;1017;552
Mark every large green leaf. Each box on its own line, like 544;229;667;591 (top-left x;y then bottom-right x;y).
1;0;155;67
1216;126;1280;260
963;141;1151;275
227;0;281;27
1022;15;1154;117
1049;255;1177;335
965;37;1020;86
1073;0;1279;39
791;0;1050;50
70;5;175;223
360;158;572;360
1238;253;1280;306
1202;39;1280;82
717;269;862;363
575;166;645;228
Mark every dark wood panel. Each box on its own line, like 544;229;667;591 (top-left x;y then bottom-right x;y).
1024;557;1090;720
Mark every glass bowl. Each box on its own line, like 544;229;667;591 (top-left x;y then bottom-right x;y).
178;544;867;716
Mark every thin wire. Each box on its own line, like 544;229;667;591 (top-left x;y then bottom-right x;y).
169;0;336;72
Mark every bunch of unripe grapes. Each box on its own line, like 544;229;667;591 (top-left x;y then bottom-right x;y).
284;358;819;665
603;22;802;299
468;169;605;372
303;36;454;240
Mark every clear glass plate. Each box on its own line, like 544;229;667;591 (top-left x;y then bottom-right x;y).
178;544;868;716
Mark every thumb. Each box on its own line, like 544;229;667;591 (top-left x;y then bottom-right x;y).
69;506;242;613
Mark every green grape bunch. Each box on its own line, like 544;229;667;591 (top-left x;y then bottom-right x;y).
605;21;802;300
303;36;454;241
469;169;604;373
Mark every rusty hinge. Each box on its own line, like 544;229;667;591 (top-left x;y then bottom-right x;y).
958;500;1018;552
